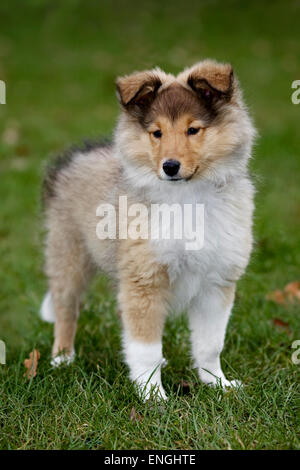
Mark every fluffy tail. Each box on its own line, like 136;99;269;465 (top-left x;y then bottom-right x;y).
40;291;55;323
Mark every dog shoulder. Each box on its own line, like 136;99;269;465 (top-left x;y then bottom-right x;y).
42;138;114;207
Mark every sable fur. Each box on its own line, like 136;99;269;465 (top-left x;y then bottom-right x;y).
42;139;112;203
41;59;256;399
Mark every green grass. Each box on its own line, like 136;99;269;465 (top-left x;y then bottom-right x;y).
0;0;299;450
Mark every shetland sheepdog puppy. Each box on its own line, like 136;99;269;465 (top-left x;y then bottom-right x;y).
41;60;255;400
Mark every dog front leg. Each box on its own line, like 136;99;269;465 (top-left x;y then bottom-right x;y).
118;242;169;401
188;283;241;388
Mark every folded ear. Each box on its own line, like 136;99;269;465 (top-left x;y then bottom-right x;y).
183;60;234;107
116;70;163;115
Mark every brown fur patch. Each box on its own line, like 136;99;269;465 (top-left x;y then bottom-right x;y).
178;60;234;93
188;61;233;94
177;60;237;111
147;113;206;180
116;71;162;107
144;84;213;127
118;237;170;342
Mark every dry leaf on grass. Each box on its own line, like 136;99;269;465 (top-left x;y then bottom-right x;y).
15;144;29;156
24;349;40;379
130;407;143;423
284;281;300;302
272;317;292;336
265;290;286;305
266;280;300;305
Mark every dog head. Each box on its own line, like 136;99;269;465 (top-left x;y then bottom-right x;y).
115;60;255;187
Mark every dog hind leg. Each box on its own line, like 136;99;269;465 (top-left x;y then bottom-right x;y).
40;290;55;323
44;220;94;366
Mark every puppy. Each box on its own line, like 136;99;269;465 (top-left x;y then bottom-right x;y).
41;60;255;400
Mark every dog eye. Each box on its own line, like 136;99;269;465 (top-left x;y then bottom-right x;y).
153;130;162;138
187;127;200;136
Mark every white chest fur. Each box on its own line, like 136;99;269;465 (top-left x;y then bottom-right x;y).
149;178;254;312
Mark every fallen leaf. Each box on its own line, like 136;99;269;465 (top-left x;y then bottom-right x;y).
272;318;292;336
265;290;286;305
273;318;290;328
24;349;40;379
130;407;143;423
284;281;300;302
266;280;300;306
15;144;29;156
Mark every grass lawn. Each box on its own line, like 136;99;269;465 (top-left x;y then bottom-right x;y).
0;0;299;450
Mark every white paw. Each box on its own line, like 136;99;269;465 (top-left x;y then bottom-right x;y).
125;341;167;401
51;351;75;368
199;368;242;389
136;380;167;402
215;378;243;389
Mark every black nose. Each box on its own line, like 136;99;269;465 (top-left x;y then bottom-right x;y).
163;159;181;177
